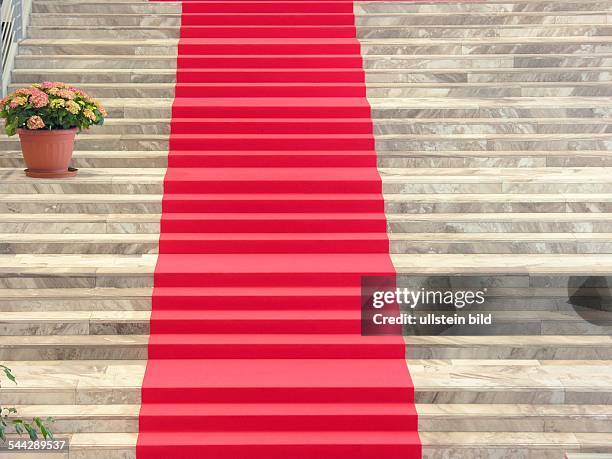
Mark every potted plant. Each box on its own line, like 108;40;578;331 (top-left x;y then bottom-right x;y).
0;82;107;178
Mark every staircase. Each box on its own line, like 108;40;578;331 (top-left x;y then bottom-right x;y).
1;0;612;457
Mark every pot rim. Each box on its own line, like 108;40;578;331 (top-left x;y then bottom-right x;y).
17;127;78;136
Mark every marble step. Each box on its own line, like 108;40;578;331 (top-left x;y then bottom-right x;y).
9;81;612;98
29;0;612;14
3;212;612;235
6;403;612;434
1;253;612;288
15;53;612;70
2;132;611;152
28;11;612;27
4;149;612;169
74;97;612;120
5;192;612;214
17;37;612;56
354;0;612;14
6;431;610;459
29;11;612;29
1;335;611;361
2;309;610;336
5;232;612;254
5;166;612;194
2;359;612;405
24;24;612;40
11;67;612;84
0;287;152;311
566;454;612;459
0;285;604;313
4;115;608;137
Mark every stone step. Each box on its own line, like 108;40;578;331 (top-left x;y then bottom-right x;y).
4;192;612;214
4;115;609;137
4;167;612;194
4;149;612;169
11;67;612;84
2;132;611;152
4;232;612;254
9;81;612;98
566;454;612;459
24;24;612;40
6;403;612;434
28;11;612;29
3;212;612;234
355;0;612;14
1;210;612;233
7;430;610;459
2;309;609;336
14;53;612;70
17;37;612;57
1;335;611;361
1;254;612;289
0;287;152;311
2;359;611;405
0;284;604;313
72;97;612;120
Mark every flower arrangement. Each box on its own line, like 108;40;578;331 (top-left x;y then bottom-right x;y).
0;82;107;136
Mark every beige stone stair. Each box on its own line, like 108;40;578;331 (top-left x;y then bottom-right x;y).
2;0;612;457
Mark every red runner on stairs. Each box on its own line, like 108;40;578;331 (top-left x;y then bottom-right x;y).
138;1;421;457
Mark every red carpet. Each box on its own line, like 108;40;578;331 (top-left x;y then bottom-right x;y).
138;1;421;457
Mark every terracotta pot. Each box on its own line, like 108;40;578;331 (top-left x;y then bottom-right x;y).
18;128;77;178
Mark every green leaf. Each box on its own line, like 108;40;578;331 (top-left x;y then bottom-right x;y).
0;366;16;384
33;417;53;440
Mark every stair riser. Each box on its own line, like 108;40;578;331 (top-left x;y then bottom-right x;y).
3;137;610;152
6;240;612;255
358;26;612;39
32;4;180;14
6;413;610;435
368;86;612;98
4;200;612;214
3;343;612;363
376;138;612;151
17;43;612;56
357;14;609;26
5;154;612;169
6;181;612;195
0;298;151;312
28;28;360;39
355;1;612;14
11;70;611;84
7;220;612;235
63;56;612;70
0;321;148;336
0;275;152;289
16;56;612;70
389;222;612;233
25;26;612;40
0;222;159;234
9;84;612;99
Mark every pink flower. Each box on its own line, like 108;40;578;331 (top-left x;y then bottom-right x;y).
56;89;76;100
40;81;67;89
26;115;45;130
30;90;49;108
15;88;34;96
9;96;27;108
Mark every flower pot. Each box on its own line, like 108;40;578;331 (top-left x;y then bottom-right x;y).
18;128;78;178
